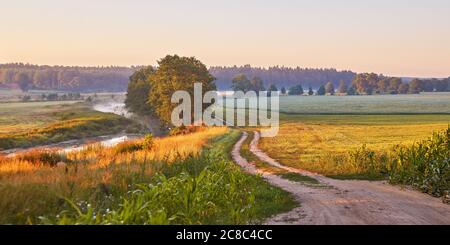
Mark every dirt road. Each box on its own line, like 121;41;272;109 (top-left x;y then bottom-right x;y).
232;131;450;225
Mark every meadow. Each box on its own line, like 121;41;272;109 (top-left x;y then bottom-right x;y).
254;93;450;181
0;127;296;224
278;93;450;114
0;101;142;150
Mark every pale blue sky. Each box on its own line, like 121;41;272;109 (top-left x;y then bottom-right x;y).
1;0;449;77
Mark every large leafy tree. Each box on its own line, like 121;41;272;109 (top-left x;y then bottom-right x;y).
398;83;409;94
409;79;423;94
148;55;216;125
288;84;304;96
347;85;357;95
250;76;265;92
14;73;32;92
125;66;155;115
231;74;252;92
317;84;326;95
231;74;265;93
338;80;348;94
387;77;402;94
308;86;314;96
325;81;335;95
267;84;278;93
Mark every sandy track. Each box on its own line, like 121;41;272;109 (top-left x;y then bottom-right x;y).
232;131;450;225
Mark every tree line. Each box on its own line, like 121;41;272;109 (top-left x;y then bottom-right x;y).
210;65;356;90
2;63;449;95
349;73;450;95
0;63;136;92
229;73;450;96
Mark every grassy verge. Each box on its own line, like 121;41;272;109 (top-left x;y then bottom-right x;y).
0;128;297;224
240;130;319;185
0;102;142;150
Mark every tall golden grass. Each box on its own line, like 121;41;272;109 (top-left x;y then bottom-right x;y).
0;127;227;185
0;127;229;224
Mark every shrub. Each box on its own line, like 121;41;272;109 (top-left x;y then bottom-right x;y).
17;150;69;167
169;126;206;136
114;141;143;155
142;134;154;150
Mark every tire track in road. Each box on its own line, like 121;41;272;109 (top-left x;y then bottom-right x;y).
232;131;450;225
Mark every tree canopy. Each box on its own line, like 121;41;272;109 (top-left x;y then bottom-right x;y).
308;86;314;95
317;85;326;95
338;80;348;94
210;65;356;90
125;66;155;115
147;55;216;126
0;63;135;92
325;81;335;95
231;74;265;93
288;84;304;96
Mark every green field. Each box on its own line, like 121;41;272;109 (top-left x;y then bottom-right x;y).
278;93;450;114
0;101;141;150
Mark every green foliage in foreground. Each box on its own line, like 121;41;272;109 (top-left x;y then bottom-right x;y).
327;127;449;201
41;131;297;225
389;127;449;201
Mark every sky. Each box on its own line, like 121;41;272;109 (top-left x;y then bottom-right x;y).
1;0;449;77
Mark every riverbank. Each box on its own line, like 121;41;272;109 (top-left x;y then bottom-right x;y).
0;101;143;151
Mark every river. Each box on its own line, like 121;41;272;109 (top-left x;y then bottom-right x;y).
2;101;141;157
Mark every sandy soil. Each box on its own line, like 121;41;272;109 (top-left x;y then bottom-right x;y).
232;131;450;225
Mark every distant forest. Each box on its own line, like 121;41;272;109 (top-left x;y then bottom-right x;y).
0;63;448;93
210;65;356;90
0;63;356;92
0;63;136;92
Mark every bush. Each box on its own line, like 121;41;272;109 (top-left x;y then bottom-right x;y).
17;150;69;167
114;141;143;155
169;126;206;136
142;134;154;150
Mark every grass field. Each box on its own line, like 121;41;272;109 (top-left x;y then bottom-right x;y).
259;114;450;179
279;93;450;114
0;128;296;224
0;101;142;150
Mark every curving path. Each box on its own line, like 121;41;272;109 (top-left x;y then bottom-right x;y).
232;131;450;225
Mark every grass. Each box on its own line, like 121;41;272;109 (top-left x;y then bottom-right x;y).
0;128;297;224
259;114;450;179
0;101;143;150
240;130;320;185
277;172;320;185
279;93;450;114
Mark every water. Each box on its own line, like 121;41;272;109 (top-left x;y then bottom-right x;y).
93;102;132;118
3;101;140;157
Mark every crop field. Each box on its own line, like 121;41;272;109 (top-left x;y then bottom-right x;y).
278;93;450;114
259;114;450;179
0;101;140;150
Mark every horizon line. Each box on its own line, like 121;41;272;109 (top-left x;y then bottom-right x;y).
1;61;448;79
